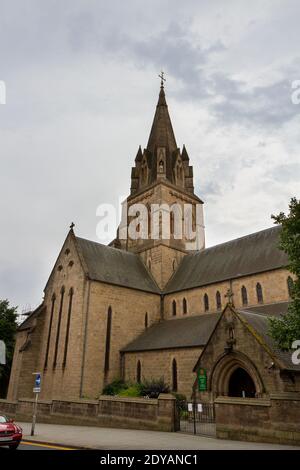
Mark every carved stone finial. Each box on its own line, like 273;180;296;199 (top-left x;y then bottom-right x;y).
225;288;234;306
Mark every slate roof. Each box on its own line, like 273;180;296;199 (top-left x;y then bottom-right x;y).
237;305;300;371
121;302;296;366
166;226;288;293
75;237;160;294
121;313;221;352
243;301;289;317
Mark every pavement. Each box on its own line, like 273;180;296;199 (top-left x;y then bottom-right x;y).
17;422;300;450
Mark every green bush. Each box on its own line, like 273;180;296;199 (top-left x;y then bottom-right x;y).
102;377;171;399
102;379;127;396
140;377;170;398
118;384;143;397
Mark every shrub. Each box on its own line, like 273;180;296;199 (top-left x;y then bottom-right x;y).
140;377;170;398
102;379;127;396
118;384;143;397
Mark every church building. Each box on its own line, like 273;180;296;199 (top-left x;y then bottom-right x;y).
7;78;298;410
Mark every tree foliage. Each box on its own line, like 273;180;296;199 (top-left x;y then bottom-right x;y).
0;300;18;397
268;197;300;349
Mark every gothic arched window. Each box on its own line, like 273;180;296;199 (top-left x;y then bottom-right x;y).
44;293;56;369
216;291;222;310
241;286;248;306
256;283;263;304
183;298;187;315
145;312;148;329
137;360;141;384
104;306;112;373
53;286;65;368
172;300;177;317
63;287;74;367
287;276;294;298
204;293;209;312
172;358;178;392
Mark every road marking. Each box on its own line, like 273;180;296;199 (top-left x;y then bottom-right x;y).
21;440;76;450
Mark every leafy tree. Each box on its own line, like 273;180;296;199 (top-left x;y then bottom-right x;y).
0;300;18;397
268;197;300;349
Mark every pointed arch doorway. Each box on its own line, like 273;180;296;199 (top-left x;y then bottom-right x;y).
228;367;256;398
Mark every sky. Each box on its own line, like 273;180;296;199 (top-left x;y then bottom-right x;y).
0;0;300;312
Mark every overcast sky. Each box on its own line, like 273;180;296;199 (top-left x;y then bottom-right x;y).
1;0;300;312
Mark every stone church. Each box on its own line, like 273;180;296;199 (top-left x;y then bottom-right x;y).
7;79;299;413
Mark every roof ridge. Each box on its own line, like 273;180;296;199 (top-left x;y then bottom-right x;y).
189;225;281;257
76;236;139;257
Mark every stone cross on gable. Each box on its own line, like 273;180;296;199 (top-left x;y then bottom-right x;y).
225;288;234;306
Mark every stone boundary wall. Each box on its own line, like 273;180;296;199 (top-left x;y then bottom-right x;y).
0;394;178;432
215;394;300;446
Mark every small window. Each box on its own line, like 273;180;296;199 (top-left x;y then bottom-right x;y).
241;286;248;306
287;276;294;298
256;283;263;303
216;291;222;310
145;312;148;329
65;249;70;255
68;260;74;267
183;298;187;315
172;300;177;317
57;265;63;272
204;293;209;312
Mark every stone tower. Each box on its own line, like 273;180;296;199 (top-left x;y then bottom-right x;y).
114;78;205;289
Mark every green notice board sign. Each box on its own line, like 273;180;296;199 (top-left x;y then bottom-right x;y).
198;368;207;391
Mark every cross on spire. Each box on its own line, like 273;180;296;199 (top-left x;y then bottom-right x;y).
158;70;166;87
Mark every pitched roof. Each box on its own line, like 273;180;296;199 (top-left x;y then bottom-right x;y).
243;301;289;317
121;313;221;352
75;236;160;294
237;305;300;371
166;226;288;293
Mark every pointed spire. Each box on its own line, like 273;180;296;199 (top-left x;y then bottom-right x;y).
181;145;189;161
135;145;143;162
146;73;177;155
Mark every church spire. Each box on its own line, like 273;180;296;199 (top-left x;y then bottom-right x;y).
129;75;195;196
146;72;177;155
